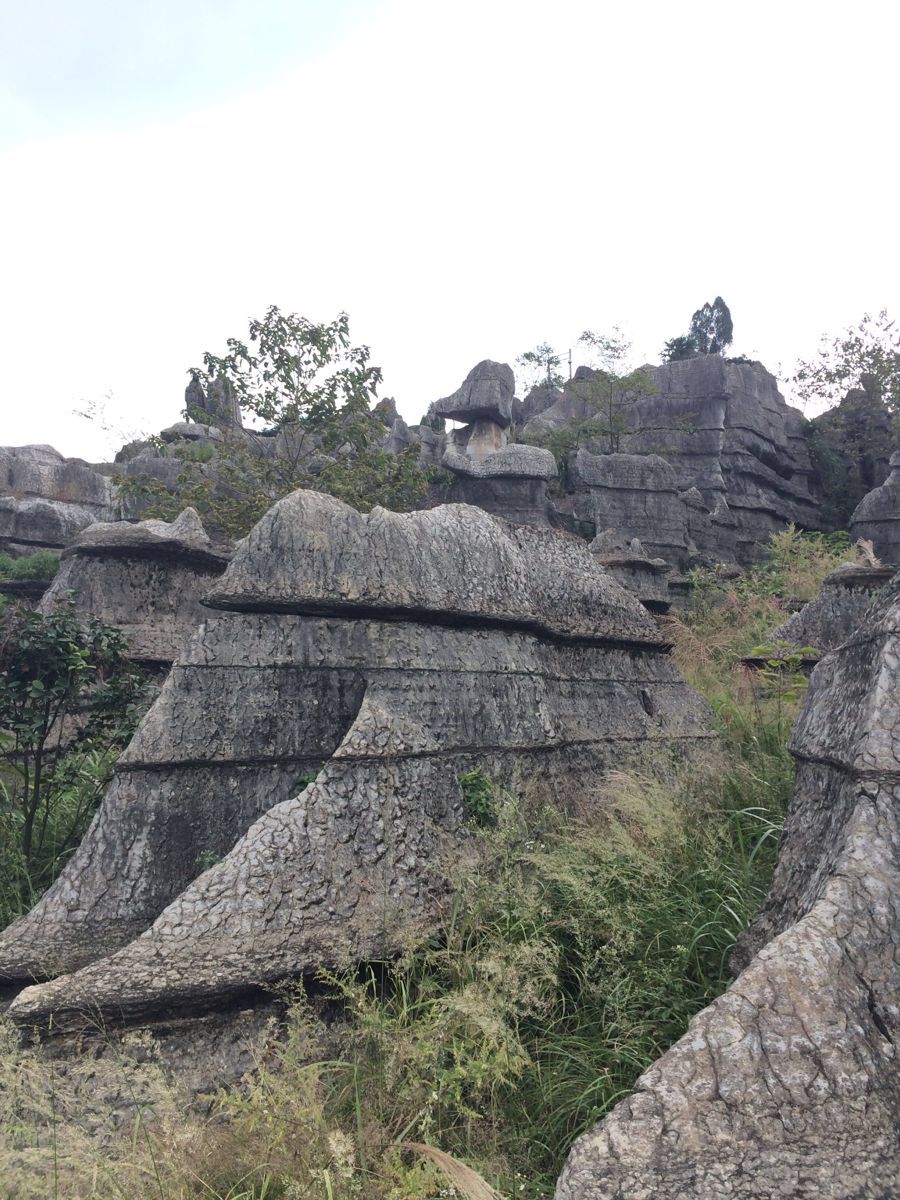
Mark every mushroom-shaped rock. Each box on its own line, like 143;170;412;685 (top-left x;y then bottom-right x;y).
557;572;900;1200
431;360;515;427
2;492;712;1026
40;508;229;664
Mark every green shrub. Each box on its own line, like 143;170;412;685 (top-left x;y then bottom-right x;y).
0;549;60;581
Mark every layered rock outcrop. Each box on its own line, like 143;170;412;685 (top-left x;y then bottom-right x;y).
557;572;900;1199
525;357;819;563
0;446;115;551
2;493;711;1029
851;452;900;565
39;509;229;665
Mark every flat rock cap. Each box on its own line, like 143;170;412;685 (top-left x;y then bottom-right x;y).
432;360;515;427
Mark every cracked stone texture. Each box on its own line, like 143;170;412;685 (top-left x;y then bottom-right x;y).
2;493;712;1027
39;509;229;664
431;360;515;427
851;453;900;566
769;562;895;659
556;572;900;1200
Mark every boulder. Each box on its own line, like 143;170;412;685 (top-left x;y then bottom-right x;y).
851;451;900;565
2;493;712;1028
39;509;229;664
431;360;515;427
557;572;900;1199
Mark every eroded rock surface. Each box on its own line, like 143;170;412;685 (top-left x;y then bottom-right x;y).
769;561;894;659
39;509;229;664
525;357;819;563
851;452;900;566
3;493;711;1028
556;573;900;1200
0;446;115;550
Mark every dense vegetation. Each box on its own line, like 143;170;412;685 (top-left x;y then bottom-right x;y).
0;527;856;1200
0;603;149;926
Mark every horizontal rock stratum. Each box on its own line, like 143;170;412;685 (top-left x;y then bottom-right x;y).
3;493;712;1029
556;571;900;1200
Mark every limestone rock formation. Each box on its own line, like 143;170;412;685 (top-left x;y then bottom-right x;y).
39;509;229;664
851;452;900;565
556;572;900;1200
525;357;819;563
432;360;515;427
185;375;242;428
768;561;894;658
2;493;712;1029
589;530;671;614
573;451;688;565
0;496;99;553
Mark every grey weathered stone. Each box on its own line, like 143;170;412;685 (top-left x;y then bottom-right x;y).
432;361;515;427
590;529;671;614
524;358;819;563
0;446;114;516
851;451;900;565
185;375;242;428
573;451;689;565
3;493;712;1026
556;573;900;1200
39;509;229;664
0;496;99;551
769;561;895;658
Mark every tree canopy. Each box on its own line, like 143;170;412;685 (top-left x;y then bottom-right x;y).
793;310;899;410
120;307;432;538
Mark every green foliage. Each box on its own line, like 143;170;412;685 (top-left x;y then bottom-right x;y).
117;307;433;539
794;309;900;411
458;769;497;828
517;343;564;390
688;296;733;355
661;333;699;362
0;550;60;581
0;603;149;924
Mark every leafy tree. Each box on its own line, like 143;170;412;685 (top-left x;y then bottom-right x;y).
689;296;734;355
118;307;433;538
571;327;656;452
793;310;900;410
0;603;148;909
661;333;699;362
517;342;564;390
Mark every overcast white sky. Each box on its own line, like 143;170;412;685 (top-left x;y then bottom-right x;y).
1;0;897;461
